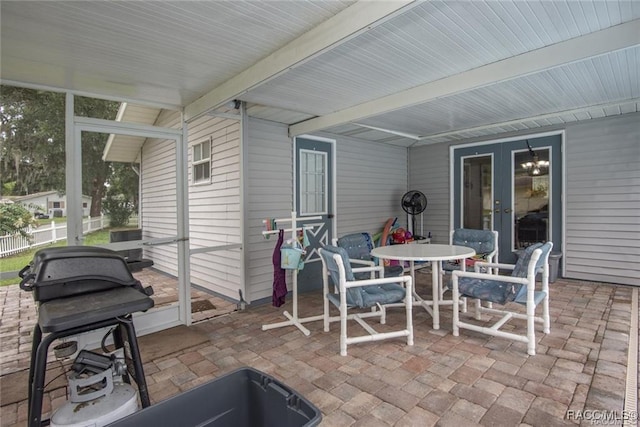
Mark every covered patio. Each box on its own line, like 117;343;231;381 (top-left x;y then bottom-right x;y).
1;2;638;425
1;272;636;426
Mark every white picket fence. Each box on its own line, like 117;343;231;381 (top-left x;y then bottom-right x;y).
0;215;107;258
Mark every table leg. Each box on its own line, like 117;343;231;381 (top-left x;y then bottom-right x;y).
431;260;440;329
410;260;415;288
403;259;437;325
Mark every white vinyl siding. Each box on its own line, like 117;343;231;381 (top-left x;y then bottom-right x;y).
244;121;407;303
408;142;451;242
187;115;242;300
140;109;181;276
564;113;639;286
245;118;293;302
327;132;408;237
139;110;242;300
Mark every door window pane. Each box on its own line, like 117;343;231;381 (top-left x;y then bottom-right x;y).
299;150;326;215
462;156;492;230
514;149;549;249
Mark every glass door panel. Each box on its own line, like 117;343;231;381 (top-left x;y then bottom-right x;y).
514;148;550;250
462;155;493;230
299;149;327;215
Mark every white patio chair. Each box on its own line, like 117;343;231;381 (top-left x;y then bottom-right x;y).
319;245;413;356
441;228;499;311
452;242;553;355
442;228;499;281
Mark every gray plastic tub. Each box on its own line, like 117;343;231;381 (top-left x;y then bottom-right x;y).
107;367;322;427
548;251;562;283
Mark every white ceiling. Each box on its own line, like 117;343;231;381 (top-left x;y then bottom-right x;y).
2;1;638;147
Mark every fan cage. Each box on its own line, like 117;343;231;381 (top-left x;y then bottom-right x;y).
401;191;427;238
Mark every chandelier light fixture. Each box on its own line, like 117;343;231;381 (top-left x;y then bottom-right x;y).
521;140;549;176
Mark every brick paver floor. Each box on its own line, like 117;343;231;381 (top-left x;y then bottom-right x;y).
1;270;637;426
0;269;237;377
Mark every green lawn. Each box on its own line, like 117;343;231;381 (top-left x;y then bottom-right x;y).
0;228;117;286
34;216;67;226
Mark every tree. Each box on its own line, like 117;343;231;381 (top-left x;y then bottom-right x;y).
0;87;65;195
75;95;121;217
0;86;137;217
0;202;37;238
108;163;140;212
102;162;139;227
102;195;135;228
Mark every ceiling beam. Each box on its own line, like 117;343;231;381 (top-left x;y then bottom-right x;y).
290;19;640;137
351;123;422;140
184;0;417;122
412;98;640;145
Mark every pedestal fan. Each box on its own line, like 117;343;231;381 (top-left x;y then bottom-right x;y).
401;190;427;238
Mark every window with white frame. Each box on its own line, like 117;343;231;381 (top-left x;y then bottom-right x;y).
299;149;327;215
192;138;211;184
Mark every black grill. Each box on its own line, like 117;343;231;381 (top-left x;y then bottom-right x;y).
19;246;148;302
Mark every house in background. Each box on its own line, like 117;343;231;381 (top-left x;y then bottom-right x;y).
1;1;638;333
12;191;92;218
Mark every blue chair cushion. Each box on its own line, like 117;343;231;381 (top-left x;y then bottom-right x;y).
511;243;543;278
452;229;495;255
337;233;404;279
459;242;553;306
534;242;554;273
444;229;496;272
513;241;553;304
326;283;406;309
321;245;406;309
514;289;547;306
382;265;405;278
336;233;373;261
458;277;519;305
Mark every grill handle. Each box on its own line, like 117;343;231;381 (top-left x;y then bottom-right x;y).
19;272;35;291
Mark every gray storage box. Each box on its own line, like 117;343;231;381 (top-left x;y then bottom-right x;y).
107;367;322;427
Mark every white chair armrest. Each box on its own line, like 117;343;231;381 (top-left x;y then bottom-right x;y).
344;274;411;289
452;269;528;285
473;261;515;273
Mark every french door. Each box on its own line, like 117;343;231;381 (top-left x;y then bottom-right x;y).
453;134;562;263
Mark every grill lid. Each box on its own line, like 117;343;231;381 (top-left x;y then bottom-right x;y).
19;246;148;302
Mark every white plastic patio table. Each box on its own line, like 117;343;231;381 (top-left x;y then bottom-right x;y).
371;244;475;330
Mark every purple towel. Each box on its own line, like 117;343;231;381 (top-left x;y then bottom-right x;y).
272;229;287;307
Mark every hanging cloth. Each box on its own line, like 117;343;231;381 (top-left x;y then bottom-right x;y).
302;228;310;248
272;229;288;307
